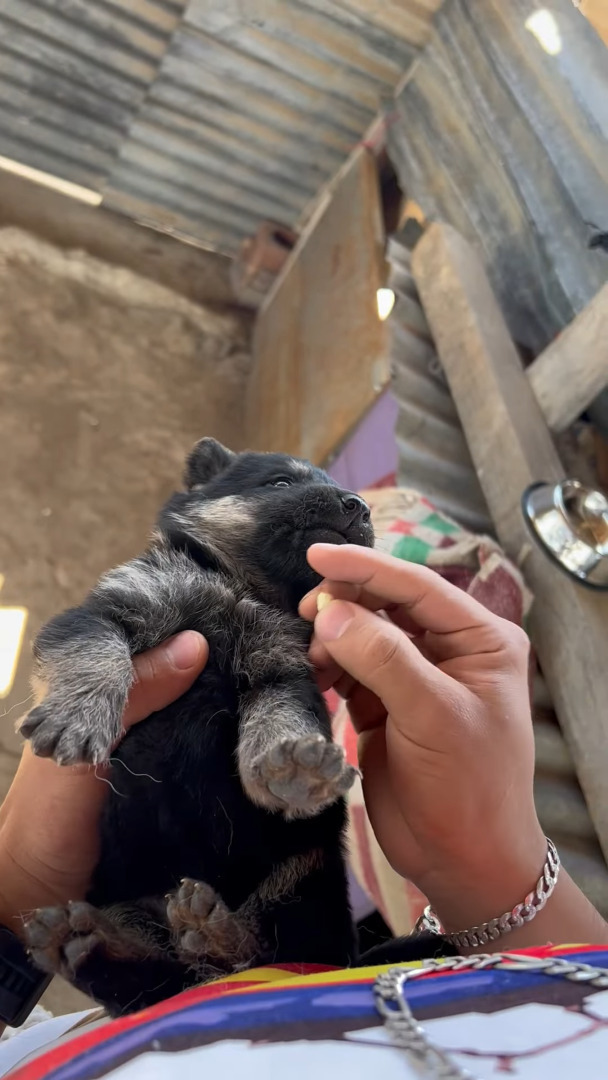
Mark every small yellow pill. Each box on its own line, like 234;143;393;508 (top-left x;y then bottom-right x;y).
317;591;333;613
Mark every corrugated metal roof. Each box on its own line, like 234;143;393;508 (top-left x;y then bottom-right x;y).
0;0;187;190
0;0;442;253
104;0;441;251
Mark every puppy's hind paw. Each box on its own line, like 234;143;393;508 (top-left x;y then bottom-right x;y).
243;735;357;817
25;902;134;979
167;879;258;965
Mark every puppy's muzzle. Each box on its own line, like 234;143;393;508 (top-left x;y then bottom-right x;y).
340;494;371;527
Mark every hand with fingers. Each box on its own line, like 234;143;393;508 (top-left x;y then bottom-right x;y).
0;632;208;937
300;544;608;948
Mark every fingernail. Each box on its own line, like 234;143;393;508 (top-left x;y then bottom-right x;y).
315;600;355;641
165;631;206;669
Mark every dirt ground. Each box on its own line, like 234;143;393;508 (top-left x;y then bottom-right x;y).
0;227;251;1014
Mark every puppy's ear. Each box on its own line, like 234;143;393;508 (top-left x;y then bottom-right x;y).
184;438;236;489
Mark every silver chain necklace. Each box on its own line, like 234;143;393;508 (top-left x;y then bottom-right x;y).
374;952;608;1079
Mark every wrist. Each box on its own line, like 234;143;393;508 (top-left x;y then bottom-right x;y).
0;846;35;938
0;885;27;942
0;834;67;939
418;823;548;934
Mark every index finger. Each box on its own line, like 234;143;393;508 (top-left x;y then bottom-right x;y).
306;544;497;637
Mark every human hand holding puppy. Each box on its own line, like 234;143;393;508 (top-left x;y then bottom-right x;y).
0;632;207;936
300;544;608;949
1;546;606;957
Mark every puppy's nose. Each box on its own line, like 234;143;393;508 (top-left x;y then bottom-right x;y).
340;494;371;524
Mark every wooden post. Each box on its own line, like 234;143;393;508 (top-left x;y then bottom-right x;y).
527;283;608;433
412;223;608;861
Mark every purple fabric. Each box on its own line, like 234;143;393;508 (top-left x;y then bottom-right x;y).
327;391;398;492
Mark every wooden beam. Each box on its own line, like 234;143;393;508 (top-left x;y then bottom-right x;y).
246;148;389;463
411;223;608;863
527;283;608;433
0;169;235;310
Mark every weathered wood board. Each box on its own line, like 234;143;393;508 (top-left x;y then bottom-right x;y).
412;223;608;863
246;147;389;463
528;283;608;434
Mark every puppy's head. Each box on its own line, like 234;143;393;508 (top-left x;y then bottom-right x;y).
158;438;374;607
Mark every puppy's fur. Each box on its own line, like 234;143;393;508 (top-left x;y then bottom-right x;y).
21;440;451;1015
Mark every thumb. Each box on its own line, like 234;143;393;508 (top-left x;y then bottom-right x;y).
124;631;208;728
314;600;445;724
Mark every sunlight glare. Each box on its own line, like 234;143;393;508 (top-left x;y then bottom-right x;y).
0;581;28;699
376;288;396;321
525;10;563;55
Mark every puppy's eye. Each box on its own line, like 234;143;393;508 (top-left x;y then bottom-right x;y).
268;477;293;488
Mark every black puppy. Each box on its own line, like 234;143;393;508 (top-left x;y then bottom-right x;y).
20;439;449;1014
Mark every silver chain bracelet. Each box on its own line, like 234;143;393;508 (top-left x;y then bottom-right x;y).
375;952;608;1079
415;837;560;949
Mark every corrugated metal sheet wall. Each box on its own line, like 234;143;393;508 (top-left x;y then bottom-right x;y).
388;236;491;533
0;0;187;190
0;0;442;253
386;0;608;359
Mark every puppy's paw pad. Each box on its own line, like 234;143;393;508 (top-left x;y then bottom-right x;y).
166;879;223;933
248;736;357;817
19;696;120;765
167;879;255;963
25;902;109;977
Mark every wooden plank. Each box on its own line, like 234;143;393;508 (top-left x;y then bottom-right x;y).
0;169;235;309
527;283;608;433
246;148;389;463
412;223;608;863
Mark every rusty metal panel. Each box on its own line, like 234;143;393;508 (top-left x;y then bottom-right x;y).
0;0;186;189
102;0;435;251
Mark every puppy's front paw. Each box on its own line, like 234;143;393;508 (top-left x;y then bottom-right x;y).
244;735;357;817
19;693;122;764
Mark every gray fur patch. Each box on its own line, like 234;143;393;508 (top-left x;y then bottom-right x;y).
20;633;132;764
165;495;255;576
239;689;357;817
289;458;312;478
21;548;239;764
